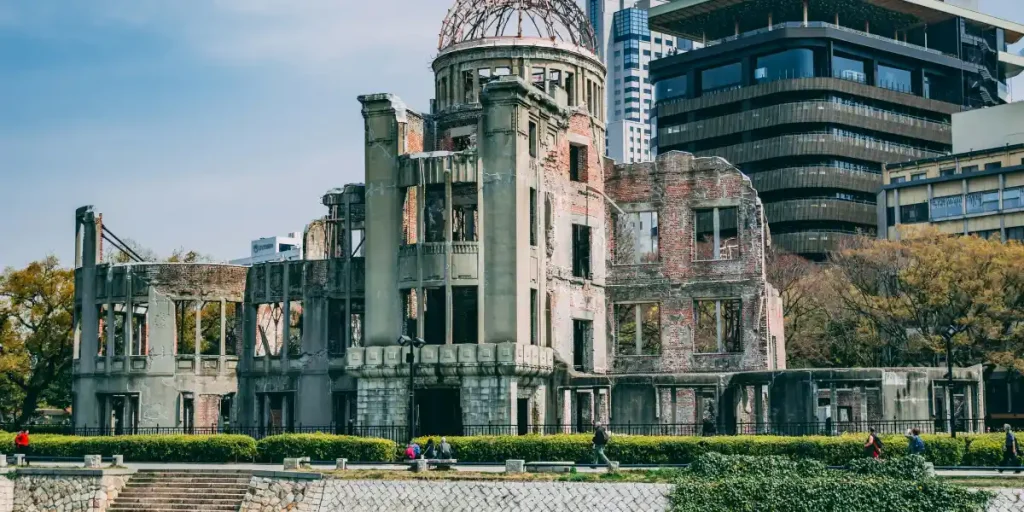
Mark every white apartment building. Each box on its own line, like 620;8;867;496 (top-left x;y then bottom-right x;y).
587;0;693;164
229;232;303;266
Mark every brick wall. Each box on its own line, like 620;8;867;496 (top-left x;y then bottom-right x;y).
194;394;222;429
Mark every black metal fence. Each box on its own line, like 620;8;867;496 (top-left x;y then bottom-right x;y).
10;419;996;442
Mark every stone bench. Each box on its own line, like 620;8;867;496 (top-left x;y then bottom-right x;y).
525;461;575;473
406;459;458;472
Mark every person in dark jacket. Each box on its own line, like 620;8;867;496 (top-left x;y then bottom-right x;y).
864;428;883;459
592;423;611;466
423;438;437;459
999;424;1021;474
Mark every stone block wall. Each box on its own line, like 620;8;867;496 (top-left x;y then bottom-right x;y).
462;376;516;426
356;378;408;426
11;473;130;512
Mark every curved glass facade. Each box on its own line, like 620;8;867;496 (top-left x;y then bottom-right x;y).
655;75;688;101
755;48;814;83
701;62;742;93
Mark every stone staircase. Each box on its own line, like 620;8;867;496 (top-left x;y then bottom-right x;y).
108;469;253;512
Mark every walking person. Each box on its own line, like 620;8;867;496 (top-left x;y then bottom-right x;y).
14;430;30;466
999;424;1021;474
905;428;926;456
592;422;611;467
864;427;883;459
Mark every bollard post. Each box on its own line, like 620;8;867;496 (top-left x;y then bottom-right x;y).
84;455;102;468
505;460;525;474
335;458;348;471
112;455;124;467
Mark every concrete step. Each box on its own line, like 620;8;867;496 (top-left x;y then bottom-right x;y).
117;491;247;500
126;477;251;485
108;507;239;512
135;470;253;476
113;497;244;506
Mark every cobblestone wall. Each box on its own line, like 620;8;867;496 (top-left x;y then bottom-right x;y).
240;476;325;512
11;474;129;512
987;489;1024;512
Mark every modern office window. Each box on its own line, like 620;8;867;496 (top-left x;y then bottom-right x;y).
1004;187;1024;209
1007;226;1024;241
891;176;906;184
985;162;1002;170
655;74;688;100
654;37;662;44
910;173;927;181
930;195;963;219
755;48;814;82
962;165;979;173
966;190;1000;214
939;167;956;177
900;203;929;223
701;62;742;93
878;64;912;93
832;55;867;83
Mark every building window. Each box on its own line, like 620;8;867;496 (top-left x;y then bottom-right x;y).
966;190;1000;214
529;187;537;246
985;162;1003;170
530;289;538;345
900;203;929;223
694;207;738;261
832;54;866;83
701;62;741;93
694;299;742;353
615;211;658;263
571;224;592;279
572;319;592;371
1004;187;1024;209
755;48;814;82
528;121;538;158
911;173;927;181
973;229;1000;240
962;165;979;173
1007;226;1024;241
891;176;906;184
931;195;963;219
615;303;661;356
570;144;587;182
878;64;912;93
940;167;956;177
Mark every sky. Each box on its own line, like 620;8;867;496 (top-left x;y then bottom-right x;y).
1;0;1023;269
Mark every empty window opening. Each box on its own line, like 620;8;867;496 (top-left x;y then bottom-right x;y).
694;299;742;353
131;304;148;356
572;319;592;371
463;70;475;103
402;289;419;338
402;187;419;245
452;135;474;151
332;391;358;434
694;207;739;261
494;67;511;77
545;293;553;348
112;306;126;356
182;393;194;432
532;67;545;91
97;305;108;355
572;224;592;279
351;229;365;257
350;299;364;348
615;303;661;356
565;72;576;106
424;185;446;243
452;184;478;242
529;121;538;158
529;188;538;246
287;302;303;358
255;303;285;357
616;211;659;263
478;68;496;97
220;393;234;428
530;289;538;345
423;287;446;344
453;286;478;344
175;301;197;355
200;301;221;355
328;299;345;355
224;303;240;356
569;144;588;182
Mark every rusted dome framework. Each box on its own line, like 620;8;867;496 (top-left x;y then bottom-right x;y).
438;0;597;53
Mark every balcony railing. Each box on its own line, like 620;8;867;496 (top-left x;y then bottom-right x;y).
705;22;951;58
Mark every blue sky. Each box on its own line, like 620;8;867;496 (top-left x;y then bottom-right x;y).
1;0;1022;269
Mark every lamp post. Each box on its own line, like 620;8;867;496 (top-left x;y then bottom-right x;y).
397;335;426;442
942;325;957;438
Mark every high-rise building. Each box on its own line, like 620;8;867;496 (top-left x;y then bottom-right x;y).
648;0;1024;259
587;0;693;163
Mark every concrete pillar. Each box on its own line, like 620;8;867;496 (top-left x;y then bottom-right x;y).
596;388;609;425
360;94;407;347
282;264;290;369
194;301;201;359
803;0;808;26
829;382;839;433
125;269;133;357
219;299;226;357
105;268;114;370
562;389;572;433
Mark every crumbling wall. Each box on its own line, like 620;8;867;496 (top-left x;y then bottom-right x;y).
604;152;772;374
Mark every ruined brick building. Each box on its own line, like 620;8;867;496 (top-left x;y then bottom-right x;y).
71;0;987;436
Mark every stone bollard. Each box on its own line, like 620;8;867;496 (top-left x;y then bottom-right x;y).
13;454;25;467
505;460;525;474
84;455;102;468
335;458;348;471
0;454;7;468
283;458;302;470
607;461;620;473
112;455;124;467
412;459;428;473
923;462;935;478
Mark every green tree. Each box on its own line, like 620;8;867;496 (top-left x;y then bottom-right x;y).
0;257;74;426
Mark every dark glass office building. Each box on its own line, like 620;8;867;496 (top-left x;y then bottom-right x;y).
648;0;1024;259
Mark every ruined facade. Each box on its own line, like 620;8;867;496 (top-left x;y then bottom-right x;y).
71;0;987;436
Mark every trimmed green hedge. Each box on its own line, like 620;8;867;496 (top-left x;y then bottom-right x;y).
689;452;826;478
413;433;966;466
847;454;931;480
0;433;257;462
962;433;1015;467
256;434;396;463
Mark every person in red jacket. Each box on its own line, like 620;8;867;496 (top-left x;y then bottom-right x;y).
14;430;30;466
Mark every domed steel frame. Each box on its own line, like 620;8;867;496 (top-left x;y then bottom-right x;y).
438;0;597;53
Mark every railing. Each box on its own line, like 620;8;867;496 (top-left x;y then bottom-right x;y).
19;420;991;440
705;22;951;58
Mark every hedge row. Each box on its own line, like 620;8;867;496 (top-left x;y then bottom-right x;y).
672;454;991;512
0;433;397;463
412;433;969;466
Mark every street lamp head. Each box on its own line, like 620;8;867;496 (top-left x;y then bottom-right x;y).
412;337;427;349
946;325;957;338
397;335;412;347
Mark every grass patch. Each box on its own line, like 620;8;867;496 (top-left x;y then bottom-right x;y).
940;476;1024;489
321;468;682;483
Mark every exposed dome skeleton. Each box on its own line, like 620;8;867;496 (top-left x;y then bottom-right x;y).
438;0;597;53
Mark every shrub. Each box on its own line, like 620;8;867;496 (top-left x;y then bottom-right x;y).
689;453;826;478
419;433;965;466
0;434;257;463
847;454;931;480
670;475;992;512
257;434;396;463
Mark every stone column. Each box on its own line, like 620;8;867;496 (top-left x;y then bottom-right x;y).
595;388;610;426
